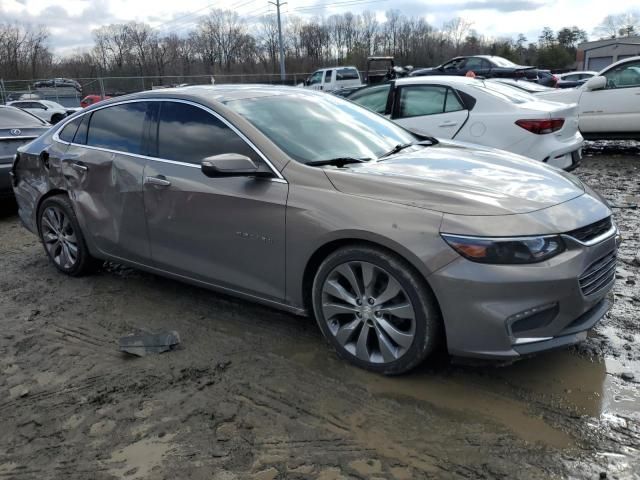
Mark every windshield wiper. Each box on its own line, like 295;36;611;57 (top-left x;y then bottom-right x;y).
378;137;439;159
306;157;372;167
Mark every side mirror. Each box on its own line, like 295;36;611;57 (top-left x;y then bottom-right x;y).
584;76;606;91
201;154;265;178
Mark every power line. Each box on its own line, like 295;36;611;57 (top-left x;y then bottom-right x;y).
286;0;389;14
155;0;259;34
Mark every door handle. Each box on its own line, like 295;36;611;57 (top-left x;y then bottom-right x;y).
70;162;88;172
145;175;171;187
438;121;458;127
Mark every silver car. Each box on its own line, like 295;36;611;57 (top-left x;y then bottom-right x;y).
11;86;618;374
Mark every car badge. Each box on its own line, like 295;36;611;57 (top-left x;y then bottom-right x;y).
10;128;22;136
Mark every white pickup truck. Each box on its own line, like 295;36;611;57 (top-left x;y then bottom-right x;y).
300;66;363;92
536;56;640;140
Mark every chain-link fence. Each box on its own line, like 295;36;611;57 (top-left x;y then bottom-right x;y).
0;73;315;107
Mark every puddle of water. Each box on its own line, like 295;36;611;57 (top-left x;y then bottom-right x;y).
282;342;574;448
277;333;639;450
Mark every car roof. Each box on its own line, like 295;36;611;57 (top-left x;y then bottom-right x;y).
395;76;480;86
124;84;326;103
601;56;640;73
312;66;358;72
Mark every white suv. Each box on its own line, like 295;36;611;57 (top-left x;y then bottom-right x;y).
537;57;640;140
301;66;363;92
7;100;71;124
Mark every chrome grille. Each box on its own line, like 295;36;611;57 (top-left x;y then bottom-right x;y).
579;251;616;296
567;217;612;243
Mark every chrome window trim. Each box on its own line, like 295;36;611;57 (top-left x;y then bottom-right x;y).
52;97;286;182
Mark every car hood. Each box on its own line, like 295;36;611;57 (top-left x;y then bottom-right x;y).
325;142;585;216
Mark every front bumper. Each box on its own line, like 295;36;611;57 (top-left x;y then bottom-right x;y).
429;230;617;360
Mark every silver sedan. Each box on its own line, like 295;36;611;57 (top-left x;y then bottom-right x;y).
11;86;617;374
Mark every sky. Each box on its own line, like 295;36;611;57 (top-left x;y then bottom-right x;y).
0;0;635;55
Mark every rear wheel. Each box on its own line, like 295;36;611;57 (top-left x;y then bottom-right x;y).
312;245;441;375
38;195;98;276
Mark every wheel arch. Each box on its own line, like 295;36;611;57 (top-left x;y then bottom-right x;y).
300;235;442;318
35;188;70;234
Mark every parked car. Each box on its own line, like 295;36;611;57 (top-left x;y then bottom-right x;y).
7;100;70;124
33;78;82;92
345;76;583;170
0;105;49;201
488;78;556;94
411;56;538;80
300;66;363;92
536;57;640;140
557;71;597;89
535;70;559;88
12;85;616;374
80;95;111;108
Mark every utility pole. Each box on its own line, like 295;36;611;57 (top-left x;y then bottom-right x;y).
268;0;287;82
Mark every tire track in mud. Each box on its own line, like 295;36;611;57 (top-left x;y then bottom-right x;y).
1;151;639;479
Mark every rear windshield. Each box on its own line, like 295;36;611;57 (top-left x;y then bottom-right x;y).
473;81;537;104
490;57;518;68
492;80;553;93
0;107;47;128
336;68;360;80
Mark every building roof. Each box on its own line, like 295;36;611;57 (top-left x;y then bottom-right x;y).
578;36;640;50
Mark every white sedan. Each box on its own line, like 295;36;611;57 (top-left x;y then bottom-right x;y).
6;99;76;124
536;56;640;140
346;76;583;170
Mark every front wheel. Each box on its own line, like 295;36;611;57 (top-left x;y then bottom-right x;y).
312;245;441;375
38;195;98;276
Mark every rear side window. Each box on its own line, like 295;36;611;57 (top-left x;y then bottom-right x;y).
156;101;259;165
86;102;148;154
74;114;90;145
58;117;82;143
336;68;359;80
397;86;464;117
325;70;333;82
349;84;390;114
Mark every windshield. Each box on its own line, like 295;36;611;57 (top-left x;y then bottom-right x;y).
225;93;416;164
473;81;537;104
490;57;518;67
0;107;47;128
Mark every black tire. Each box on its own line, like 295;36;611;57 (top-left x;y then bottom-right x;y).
50;114;64;124
312;245;441;375
37;194;99;276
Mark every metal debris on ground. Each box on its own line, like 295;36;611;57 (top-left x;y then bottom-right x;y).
119;330;181;357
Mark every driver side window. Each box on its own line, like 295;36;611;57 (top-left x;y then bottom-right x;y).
308;71;323;86
349;84;391;114
604;60;640;89
156;101;263;167
443;58;466;71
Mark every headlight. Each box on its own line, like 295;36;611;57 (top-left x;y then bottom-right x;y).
441;234;565;264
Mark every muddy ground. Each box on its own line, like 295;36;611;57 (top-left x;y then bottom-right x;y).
0;146;638;480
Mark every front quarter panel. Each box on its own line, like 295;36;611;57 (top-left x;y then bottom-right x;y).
282;161;456;309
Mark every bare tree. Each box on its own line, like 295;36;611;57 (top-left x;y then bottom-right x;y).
443;17;473;54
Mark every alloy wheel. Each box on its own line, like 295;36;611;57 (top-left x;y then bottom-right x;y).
321;261;416;364
40;206;79;269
